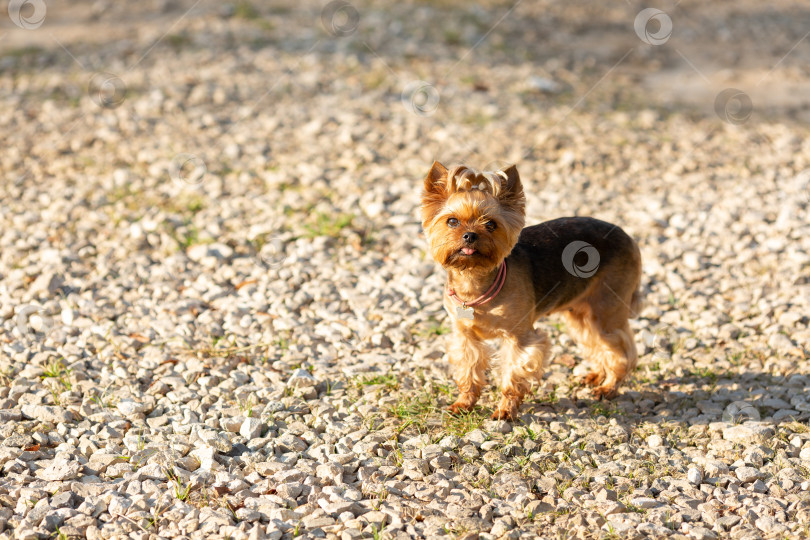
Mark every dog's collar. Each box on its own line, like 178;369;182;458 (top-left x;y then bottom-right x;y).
447;261;507;309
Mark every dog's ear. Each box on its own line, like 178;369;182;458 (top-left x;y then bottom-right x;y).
421;161;449;230
424;161;448;196
498;164;523;199
497;164;526;219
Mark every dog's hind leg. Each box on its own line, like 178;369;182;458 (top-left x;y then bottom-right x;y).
566;274;639;399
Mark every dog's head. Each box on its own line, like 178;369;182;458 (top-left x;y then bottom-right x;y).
421;161;526;272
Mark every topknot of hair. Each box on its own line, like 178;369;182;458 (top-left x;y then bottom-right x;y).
446;165;507;196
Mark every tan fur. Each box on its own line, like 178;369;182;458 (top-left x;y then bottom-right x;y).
421;161;643;420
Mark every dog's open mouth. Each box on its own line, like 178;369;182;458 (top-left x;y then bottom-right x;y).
460;247;477;255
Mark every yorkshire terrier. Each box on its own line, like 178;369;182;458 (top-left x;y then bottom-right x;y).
421;162;642;420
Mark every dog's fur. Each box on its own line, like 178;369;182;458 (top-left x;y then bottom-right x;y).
421;161;642;420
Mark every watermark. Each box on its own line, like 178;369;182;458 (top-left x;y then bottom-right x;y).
321;0;359;37
15;304;54;336
722;401;760;424
88;72;127;109
169;153;206;186
561;240;600;278
401;81;440;117
8;0;46;30
641;322;680;360
634;8;672;46
254;236;287;269
714;88;753;125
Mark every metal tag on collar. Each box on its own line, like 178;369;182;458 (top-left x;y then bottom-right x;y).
456;303;474;320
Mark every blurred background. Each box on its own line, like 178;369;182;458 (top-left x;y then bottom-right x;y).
3;0;810;181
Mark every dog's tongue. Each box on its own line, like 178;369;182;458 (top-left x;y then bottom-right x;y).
461;247;476;255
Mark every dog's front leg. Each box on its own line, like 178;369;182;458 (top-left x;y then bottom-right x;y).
447;325;489;414
493;330;550;420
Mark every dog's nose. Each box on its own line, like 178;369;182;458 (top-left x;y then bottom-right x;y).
462;232;477;244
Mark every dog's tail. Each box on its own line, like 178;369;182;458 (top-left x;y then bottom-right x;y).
629;238;643;318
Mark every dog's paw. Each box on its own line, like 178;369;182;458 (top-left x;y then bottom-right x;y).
490;407;517;421
582;370;606;387
448;392;479;414
448;401;473;415
491;397;520;421
591;384;618;400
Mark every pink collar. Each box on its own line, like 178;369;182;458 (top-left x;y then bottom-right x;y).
447;261;507;308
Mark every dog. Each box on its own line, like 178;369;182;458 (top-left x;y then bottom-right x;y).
421;161;642;420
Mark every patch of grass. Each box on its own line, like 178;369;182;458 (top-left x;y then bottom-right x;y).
689;366;719;385
361;68;389;91
90;394;106;408
304;212;354;238
549;320;567;333
371;523;385;540
462;111;495;127
148;497;168;530
184;196;206;214
414;316;450;338
356;373;399;390
603;523;621;539
41;358;72;397
41;358;69;379
167;33;192;50
589;401;620;417
556;478;574;495
634;371;664;386
786;421;810;434
363;413;384;431
726;351;744;366
795;464;810;480
234;0;260;20
443;29;462;45
237;394;256;418
2;45;45;59
161;218;211;250
516;424;543;441
164;467;193;501
186;336;275;360
434;381;456;400
274;336;290;351
179;223;202;248
106;183;140;206
535;387;558;405
174;480;192;501
249;232;288;261
442;407;487;438
515;455;531;469
159;192;208;215
624;502;647;514
388;389;436;433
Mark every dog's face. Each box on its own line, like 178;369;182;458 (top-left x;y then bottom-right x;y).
421;161;526;272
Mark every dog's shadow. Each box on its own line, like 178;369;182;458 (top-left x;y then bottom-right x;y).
516;368;810;430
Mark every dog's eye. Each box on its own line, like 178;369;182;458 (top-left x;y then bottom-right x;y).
447;217;459;228
485;220;497;231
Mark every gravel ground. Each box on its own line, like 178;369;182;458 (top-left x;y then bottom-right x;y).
1;1;810;539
